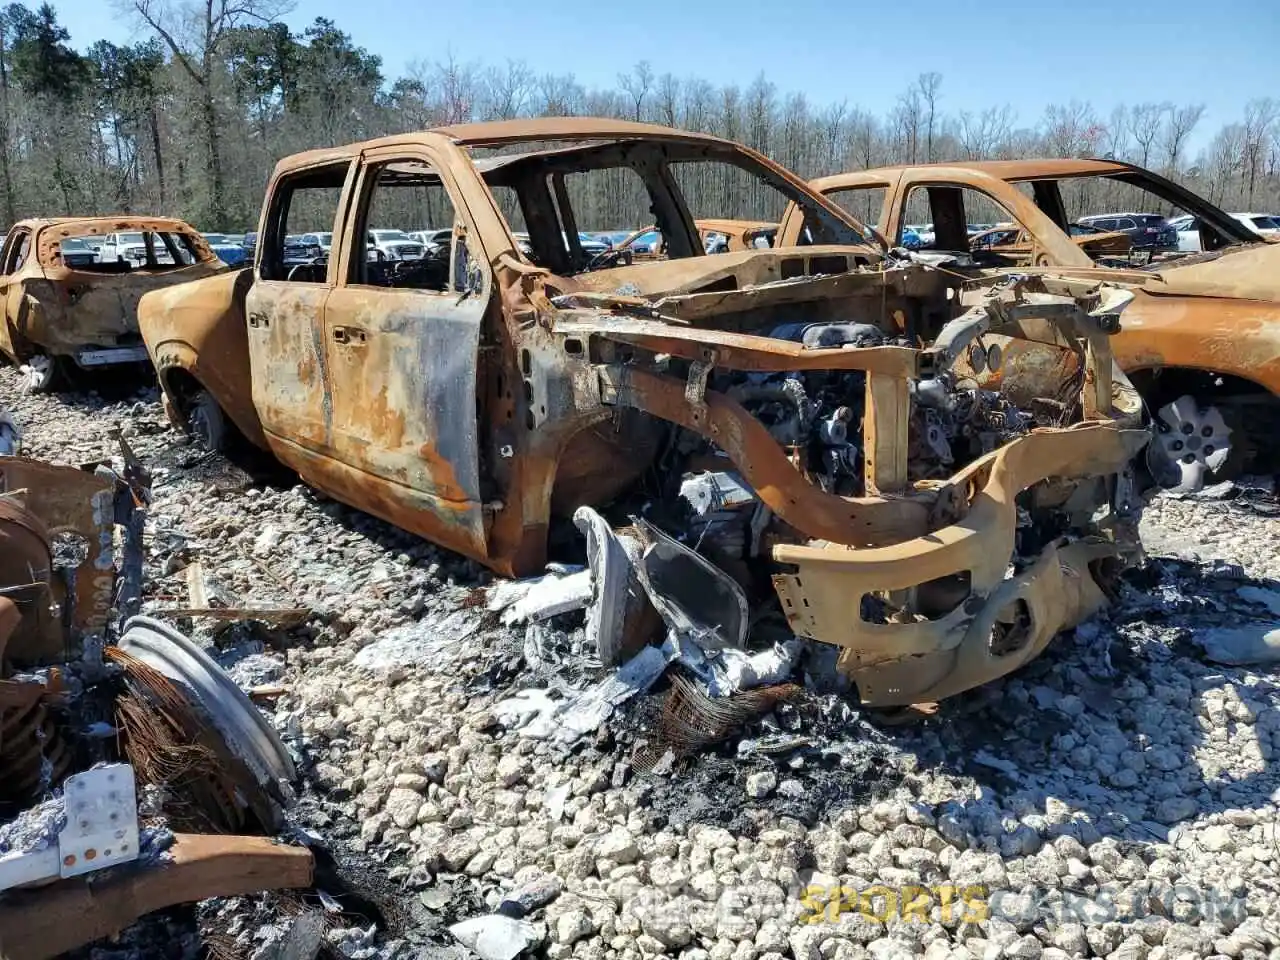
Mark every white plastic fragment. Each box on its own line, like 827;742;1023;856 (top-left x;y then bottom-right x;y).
1196;622;1280;665
661;631;802;697
449;915;545;960
678;470;756;516
0;763;140;893
500;570;593;625
707;641;804;697
494;645;668;744
573;506;646;665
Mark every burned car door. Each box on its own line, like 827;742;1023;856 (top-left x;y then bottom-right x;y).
246;160;356;465
318;147;489;561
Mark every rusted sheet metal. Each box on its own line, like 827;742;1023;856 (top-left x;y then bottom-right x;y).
616;219;777;259
970;225;1133;262
695;219;778;251
0;459;116;660
0;498;60;663
314;286;488;558
0;216;223;368
555;315;920;378
564;246;880;300
600;365;931;547
771;424;1145;705
1113;289;1280;388
139;268;267;448
1142;241;1280;303
0;833;313;960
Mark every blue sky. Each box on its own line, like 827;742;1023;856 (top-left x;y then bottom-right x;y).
54;0;1279;151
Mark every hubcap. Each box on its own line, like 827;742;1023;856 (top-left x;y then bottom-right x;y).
1153;394;1232;492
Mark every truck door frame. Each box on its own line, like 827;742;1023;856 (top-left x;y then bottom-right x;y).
318;138;496;562
245;155;359;468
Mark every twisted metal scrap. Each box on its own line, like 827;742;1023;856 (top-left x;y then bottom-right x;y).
106;646;264;833
635;671;802;769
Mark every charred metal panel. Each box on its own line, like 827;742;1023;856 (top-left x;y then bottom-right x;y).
321;286;487;558
246;281;332;460
0;459;115;662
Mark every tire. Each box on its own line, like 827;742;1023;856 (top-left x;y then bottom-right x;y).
187;388;230;453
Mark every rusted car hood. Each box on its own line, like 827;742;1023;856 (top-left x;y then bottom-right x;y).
1147;242;1280;303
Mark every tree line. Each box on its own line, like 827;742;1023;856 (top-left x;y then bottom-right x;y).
0;0;1276;232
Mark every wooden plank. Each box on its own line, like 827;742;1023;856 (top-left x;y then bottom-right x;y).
0;833;313;960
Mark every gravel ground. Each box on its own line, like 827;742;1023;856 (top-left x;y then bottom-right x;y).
6;367;1280;960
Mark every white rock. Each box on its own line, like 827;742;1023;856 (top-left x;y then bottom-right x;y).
745;771;777;799
384;787;423;829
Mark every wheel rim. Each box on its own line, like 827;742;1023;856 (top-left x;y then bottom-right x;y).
1152;394;1232;492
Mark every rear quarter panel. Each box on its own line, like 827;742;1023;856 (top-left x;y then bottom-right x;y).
18;260;227;355
139;267;266;448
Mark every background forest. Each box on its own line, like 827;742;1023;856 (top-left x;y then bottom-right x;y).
0;0;1276;232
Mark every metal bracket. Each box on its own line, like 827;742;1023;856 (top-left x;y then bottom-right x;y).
0;763;140;893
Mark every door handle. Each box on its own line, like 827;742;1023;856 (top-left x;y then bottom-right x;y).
331;326;366;345
247;312;269;328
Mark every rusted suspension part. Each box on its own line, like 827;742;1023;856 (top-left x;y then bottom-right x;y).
0;682;71;806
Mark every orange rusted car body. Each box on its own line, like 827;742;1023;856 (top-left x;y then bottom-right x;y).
970;223;1132;260
141;120;1149;705
778;160;1280;466
0;217;223;376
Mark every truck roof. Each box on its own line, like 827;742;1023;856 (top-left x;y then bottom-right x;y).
275;118;743;172
809;159;1138;193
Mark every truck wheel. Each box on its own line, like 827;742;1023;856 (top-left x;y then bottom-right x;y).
187;388;229;453
20;354;64;394
1149;394;1239;492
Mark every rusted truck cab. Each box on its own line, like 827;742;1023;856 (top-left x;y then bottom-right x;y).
144;120;1152;706
0;217;224;391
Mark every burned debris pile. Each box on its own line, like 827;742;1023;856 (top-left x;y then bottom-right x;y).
0;423;313;960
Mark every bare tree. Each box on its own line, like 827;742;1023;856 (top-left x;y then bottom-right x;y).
126;0;293;227
1161;103;1204;174
891;85;922;163
958;105;1012;160
1042;101;1102;157
916;71;941;162
1129;102;1169;168
654;72;679;128
482;59;533;120
616;60;652;122
1243;98;1278;207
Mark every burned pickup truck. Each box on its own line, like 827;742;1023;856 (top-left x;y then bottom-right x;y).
140;119;1149;705
0;217;224;391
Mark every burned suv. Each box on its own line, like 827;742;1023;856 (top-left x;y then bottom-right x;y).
0;217;224;391
141;119;1149;706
